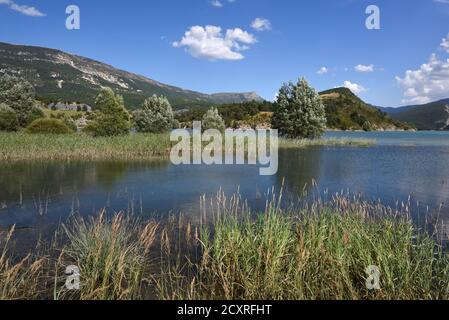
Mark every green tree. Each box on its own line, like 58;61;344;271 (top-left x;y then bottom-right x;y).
202;108;226;132
272;78;327;139
85;88;131;137
0;103;19;132
133;95;177;133
0;73;37;126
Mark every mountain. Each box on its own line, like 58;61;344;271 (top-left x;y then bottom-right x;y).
319;88;413;131
0;42;263;109
382;99;449;130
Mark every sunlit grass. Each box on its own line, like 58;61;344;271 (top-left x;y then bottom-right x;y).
0;192;447;300
0;132;375;161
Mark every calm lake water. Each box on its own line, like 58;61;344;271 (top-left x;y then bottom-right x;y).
1;131;449;237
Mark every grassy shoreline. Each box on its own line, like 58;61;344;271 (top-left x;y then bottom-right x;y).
0;132;375;162
0;194;447;300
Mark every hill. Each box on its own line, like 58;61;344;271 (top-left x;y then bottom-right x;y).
0;42;263;109
319;88;413;131
382;99;449;130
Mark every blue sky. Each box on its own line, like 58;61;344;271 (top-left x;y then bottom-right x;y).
0;0;448;107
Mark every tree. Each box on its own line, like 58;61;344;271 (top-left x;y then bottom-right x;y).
0;73;37;126
272;78;327;139
85;88;131;137
202;108;226;132
0;103;19;132
133;95;177;133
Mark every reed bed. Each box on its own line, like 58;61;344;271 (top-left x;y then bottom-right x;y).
1;192;446;300
0;132;375;162
0;132;172;161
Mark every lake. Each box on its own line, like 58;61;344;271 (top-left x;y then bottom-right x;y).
1;131;449;238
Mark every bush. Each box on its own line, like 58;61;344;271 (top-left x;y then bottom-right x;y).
26;106;45;126
133;95;177;133
0;103;19;132
0;73;36;127
50;112;78;132
202;108;226;132
85;88;131;137
272;78;327;139
26;118;73;135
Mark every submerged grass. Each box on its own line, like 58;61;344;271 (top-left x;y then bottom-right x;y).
0;132;374;161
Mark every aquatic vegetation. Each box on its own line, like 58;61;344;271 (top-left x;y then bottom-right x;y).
0;193;447;300
0;132;374;161
0;132;172;161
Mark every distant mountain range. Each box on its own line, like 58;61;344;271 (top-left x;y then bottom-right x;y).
381;99;449;130
0;42;263;109
319;88;412;131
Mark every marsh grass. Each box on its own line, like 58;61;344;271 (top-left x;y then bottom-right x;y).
0;226;49;300
57;210;159;300
0;192;446;300
0;132;172;161
155;192;449;300
0;132;374;161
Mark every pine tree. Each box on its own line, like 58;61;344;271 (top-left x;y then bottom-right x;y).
272;78;327;139
133;95;177;133
202;108;226;132
86;88;131;136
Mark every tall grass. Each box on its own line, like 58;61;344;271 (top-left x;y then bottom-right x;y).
58;210;159;300
0;132;172;161
0;226;48;300
0;132;374;161
155;193;449;300
0;192;446;300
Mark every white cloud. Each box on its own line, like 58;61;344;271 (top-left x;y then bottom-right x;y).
354;64;375;73
251;18;272;31
434;0;449;4
210;0;223;7
173;25;256;61
316;67;328;75
343;81;366;94
210;0;236;7
441;33;449;53
396;54;449;104
0;0;45;17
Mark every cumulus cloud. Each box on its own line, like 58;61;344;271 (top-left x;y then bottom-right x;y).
354;64;375;73
316;67;328;75
343;81;366;94
251;18;272;31
173;25;257;61
441;33;449;53
0;0;45;17
396;54;449;104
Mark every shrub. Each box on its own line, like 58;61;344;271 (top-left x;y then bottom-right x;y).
50;112;78;132
0;103;19;132
26;118;73;135
0;73;36;127
26;106;45;126
202;108;226;132
133;95;177;133
85;88;131;137
272;78;327;139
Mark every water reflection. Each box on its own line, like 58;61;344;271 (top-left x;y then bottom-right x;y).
1;132;449;234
